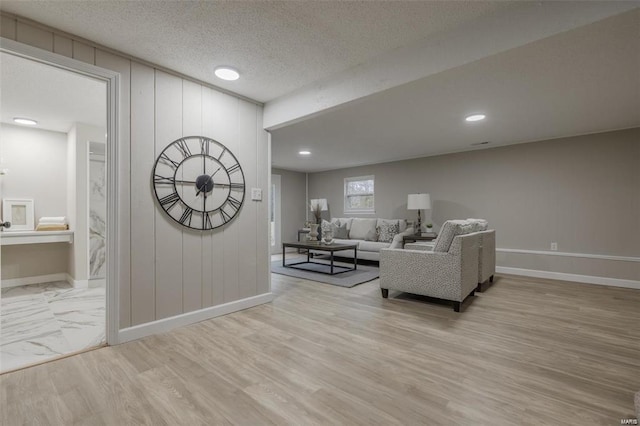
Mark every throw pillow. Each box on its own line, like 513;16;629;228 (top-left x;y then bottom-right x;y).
377;222;399;243
333;222;349;239
364;227;378;241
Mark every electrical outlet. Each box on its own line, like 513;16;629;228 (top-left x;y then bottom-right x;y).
550;242;558;251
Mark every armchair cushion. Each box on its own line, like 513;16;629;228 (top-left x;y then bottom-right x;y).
433;220;475;253
467;218;489;232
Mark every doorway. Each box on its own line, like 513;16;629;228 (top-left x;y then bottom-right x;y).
0;39;119;372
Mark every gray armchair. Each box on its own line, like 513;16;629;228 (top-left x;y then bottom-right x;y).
380;231;480;312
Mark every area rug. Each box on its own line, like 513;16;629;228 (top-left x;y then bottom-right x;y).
271;259;379;288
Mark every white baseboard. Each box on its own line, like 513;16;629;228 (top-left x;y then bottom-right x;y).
117;292;274;344
1;273;68;288
496;266;640;290
66;274;88;288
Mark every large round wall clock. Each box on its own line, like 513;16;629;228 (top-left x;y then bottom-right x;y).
152;136;245;230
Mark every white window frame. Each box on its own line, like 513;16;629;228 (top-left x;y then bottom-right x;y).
344;175;375;214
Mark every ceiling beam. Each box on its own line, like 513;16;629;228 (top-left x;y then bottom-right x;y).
264;2;637;130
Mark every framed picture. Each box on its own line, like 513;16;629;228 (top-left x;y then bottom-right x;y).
2;199;35;231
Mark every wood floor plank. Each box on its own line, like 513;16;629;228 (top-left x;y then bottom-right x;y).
1;270;639;425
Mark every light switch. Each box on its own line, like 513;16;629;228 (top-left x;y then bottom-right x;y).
251;188;262;201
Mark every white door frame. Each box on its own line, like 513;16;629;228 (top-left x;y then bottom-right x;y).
1;37;120;345
270;174;282;254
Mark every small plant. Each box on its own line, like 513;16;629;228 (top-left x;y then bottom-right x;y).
426;223;433;228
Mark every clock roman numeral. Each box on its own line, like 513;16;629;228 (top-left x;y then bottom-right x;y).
200;138;209;156
220;209;232;223
175;139;191;158
160;152;180;169
203;212;213;230
158;192;180;210
217;148;227;161
226;196;242;211
179;207;194;226
229;182;244;190
227;163;241;174
154;174;175;185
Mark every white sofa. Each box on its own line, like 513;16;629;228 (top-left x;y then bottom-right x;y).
313;217;415;262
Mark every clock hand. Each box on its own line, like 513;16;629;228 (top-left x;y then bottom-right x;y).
196;166;222;196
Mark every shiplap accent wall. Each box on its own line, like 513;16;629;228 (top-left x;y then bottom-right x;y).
1;14;270;329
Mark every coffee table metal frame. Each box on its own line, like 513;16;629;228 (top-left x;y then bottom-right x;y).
282;241;358;275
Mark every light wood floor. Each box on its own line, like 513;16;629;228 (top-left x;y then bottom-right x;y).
1;270;639;425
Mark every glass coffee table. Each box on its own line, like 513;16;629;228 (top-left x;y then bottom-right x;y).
282;241;358;275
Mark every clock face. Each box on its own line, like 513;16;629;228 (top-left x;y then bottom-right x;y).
152;136;245;230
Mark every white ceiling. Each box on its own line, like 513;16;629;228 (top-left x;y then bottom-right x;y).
0;52;106;134
1;2;637;172
0;1;514;103
272;9;640;172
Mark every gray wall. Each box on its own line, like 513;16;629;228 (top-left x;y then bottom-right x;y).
272;168;307;246
308;128;640;281
2;14;270;329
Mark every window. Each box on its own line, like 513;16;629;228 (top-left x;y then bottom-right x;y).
344;175;375;213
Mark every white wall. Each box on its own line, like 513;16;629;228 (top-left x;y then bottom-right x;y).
0;124;69;280
271;168;307;246
0;14;271;331
0;124;67;219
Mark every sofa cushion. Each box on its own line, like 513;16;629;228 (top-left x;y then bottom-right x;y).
358;241;391;253
332;238;355;246
433;220;475;253
349;218;378;240
377;222;400;243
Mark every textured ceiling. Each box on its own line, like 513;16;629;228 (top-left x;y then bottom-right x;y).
271;10;640;172
0;2;637;173
0;1;513;102
0;52;106;134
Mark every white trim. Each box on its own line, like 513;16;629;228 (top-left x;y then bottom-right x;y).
67;274;89;289
118;293;274;344
0;273;91;289
496;266;640;290
1;37;121;347
0;230;74;246
267;134;273;294
497;247;640;263
1;273;69;288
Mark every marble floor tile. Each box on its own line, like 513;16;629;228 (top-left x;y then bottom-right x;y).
0;281;105;372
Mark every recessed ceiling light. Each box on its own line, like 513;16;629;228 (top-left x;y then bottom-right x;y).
13;117;37;126
465;114;486;122
299;150;311;155
214;66;240;81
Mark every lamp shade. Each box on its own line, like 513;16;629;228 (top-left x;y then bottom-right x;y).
407;193;431;210
310;198;328;211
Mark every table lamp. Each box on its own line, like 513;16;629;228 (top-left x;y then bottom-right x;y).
407;193;431;234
